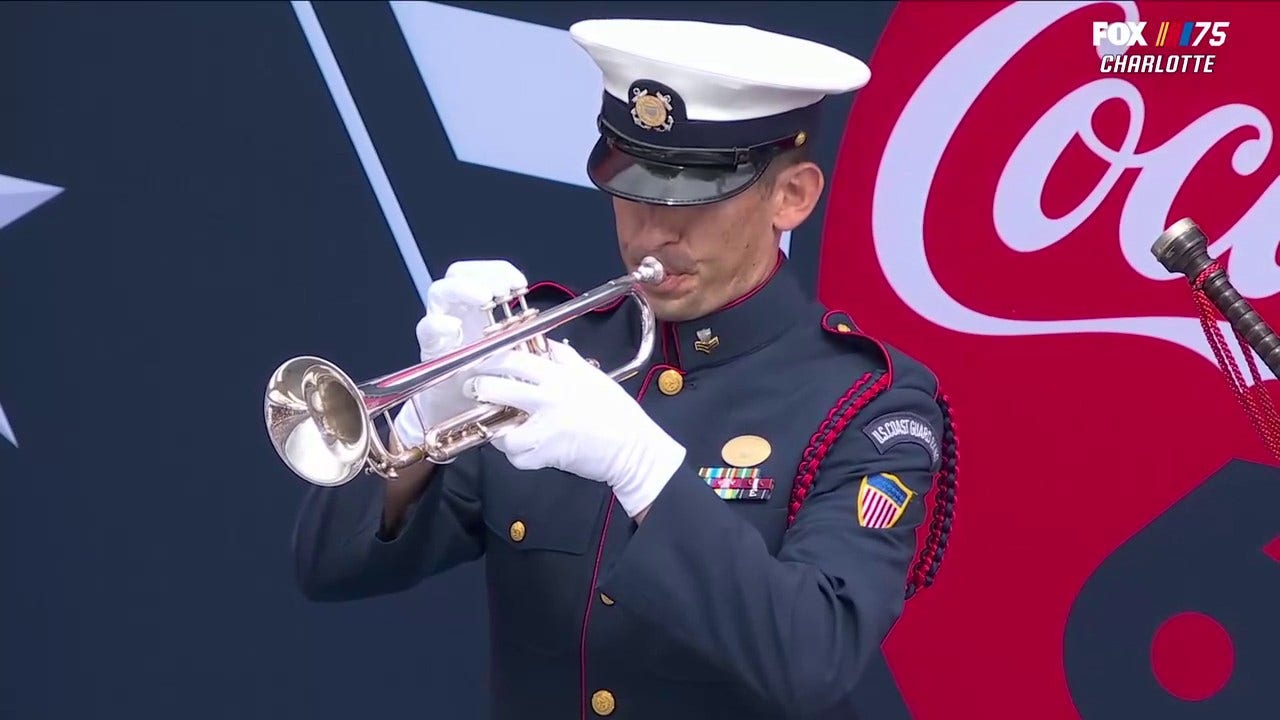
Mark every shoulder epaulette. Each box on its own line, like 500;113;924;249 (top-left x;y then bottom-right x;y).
820;309;895;377
820;310;857;335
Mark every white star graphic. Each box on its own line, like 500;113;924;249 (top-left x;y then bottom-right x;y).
0;172;64;447
386;1;796;255
291;0;790;307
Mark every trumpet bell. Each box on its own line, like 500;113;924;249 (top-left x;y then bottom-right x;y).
265;356;372;486
263;256;665;487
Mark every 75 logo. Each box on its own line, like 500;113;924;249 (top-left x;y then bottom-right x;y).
1092;20;1229;47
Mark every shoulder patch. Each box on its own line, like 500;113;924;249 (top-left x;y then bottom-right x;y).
862;411;941;469
857;473;915;529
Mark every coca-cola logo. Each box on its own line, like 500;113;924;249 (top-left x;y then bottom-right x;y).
818;1;1280;718
868;0;1275;367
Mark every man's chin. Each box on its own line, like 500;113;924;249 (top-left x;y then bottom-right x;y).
647;295;703;323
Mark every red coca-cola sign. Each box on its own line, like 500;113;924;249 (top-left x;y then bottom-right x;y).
819;1;1280;717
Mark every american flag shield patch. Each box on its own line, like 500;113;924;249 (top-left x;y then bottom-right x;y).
857;473;915;529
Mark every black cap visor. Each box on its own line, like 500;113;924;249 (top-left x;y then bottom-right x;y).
587;134;770;207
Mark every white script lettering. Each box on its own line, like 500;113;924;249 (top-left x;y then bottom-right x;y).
871;0;1277;381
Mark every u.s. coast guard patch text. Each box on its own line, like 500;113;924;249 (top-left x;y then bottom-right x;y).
862;411;940;466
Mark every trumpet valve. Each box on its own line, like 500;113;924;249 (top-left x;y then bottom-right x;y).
513;287;531;313
483;285;541;336
481;300;499;327
483;312;521;336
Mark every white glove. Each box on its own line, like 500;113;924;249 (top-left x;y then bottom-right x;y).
392;260;529;458
465;339;687;517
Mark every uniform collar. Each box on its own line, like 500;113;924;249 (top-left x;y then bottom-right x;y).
660;251;807;372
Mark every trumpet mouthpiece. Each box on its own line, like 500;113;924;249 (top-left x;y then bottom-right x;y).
634;256;665;285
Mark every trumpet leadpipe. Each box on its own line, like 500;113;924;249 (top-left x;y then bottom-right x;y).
357;256;664;416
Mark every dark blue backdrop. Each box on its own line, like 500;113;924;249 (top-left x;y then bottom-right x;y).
0;2;895;717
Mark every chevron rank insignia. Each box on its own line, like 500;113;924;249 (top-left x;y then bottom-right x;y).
693;327;720;354
857;473;914;529
698;466;773;500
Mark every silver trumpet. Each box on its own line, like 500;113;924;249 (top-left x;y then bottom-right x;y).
265;257;665;486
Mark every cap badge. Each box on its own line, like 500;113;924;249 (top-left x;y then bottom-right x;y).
694;328;720;354
630;88;674;132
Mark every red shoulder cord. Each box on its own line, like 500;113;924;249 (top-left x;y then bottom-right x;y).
1191;261;1280;461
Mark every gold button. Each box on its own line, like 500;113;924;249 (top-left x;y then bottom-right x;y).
599;593;615;606
509;521;526;542
836;323;852;333
657;368;683;396
591;689;615;716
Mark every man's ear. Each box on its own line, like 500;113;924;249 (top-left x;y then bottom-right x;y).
770;161;824;233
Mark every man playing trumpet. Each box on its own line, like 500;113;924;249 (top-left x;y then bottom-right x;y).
292;17;957;719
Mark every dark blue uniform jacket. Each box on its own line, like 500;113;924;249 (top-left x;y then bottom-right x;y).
293;255;957;719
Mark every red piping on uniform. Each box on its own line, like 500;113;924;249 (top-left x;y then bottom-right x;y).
851;331;895;380
718;250;785;312
668;324;684;368
579;498;616;720
578;361;680;715
658;322;685;369
820;309;851;330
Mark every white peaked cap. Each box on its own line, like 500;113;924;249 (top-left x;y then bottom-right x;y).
569;19;871;123
568;18;871;206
